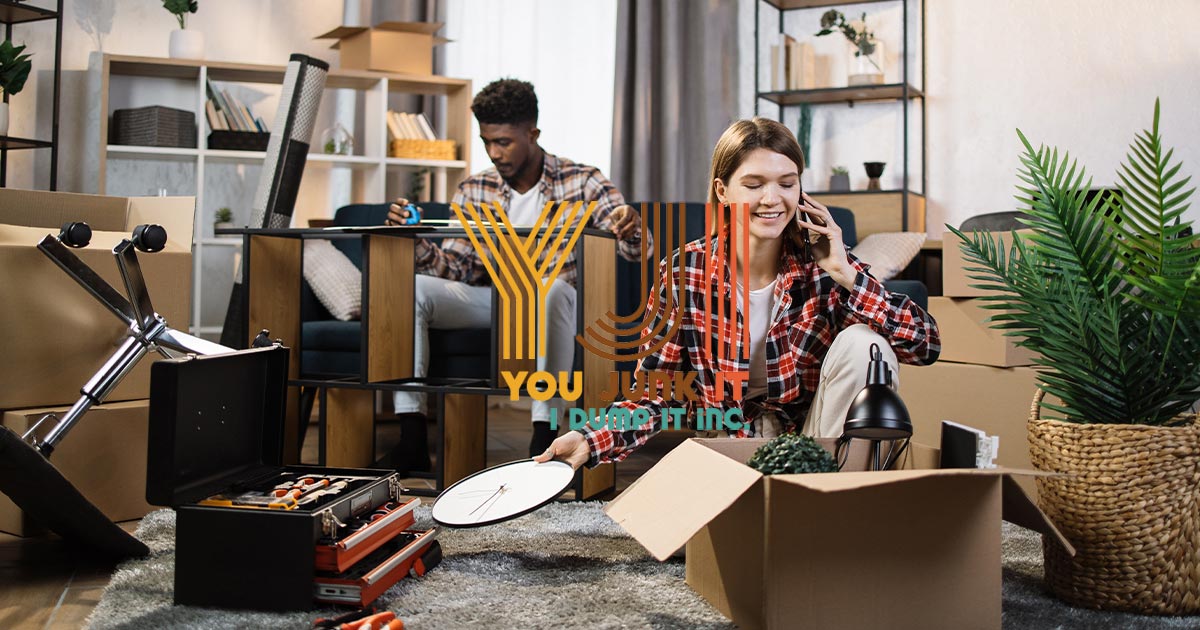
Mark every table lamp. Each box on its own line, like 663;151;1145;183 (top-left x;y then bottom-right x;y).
840;343;912;470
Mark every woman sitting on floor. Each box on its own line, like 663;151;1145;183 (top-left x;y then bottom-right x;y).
536;117;940;470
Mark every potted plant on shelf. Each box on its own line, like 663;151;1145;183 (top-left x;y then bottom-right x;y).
0;40;32;136
815;10;884;86
213;207;233;231
163;0;202;60
829;166;850;192
950;100;1200;614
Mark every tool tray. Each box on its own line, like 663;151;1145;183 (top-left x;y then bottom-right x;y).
145;347;412;611
314;529;441;607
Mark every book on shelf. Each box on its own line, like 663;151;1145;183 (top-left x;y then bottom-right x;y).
387;110;439;141
769;34;816;91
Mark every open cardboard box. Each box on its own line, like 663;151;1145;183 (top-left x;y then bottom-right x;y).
605;437;1072;630
0;189;194;409
316;22;449;75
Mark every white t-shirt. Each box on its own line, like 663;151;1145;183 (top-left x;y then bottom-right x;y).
743;278;778;401
507;184;546;226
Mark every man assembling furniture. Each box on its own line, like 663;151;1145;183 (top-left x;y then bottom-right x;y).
384;78;650;471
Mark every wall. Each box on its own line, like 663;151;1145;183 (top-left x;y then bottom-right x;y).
13;0;1199;234
441;0;618;176
10;0;344;192
739;0;1200;234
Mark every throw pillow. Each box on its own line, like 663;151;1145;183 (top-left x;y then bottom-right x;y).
850;232;927;281
303;239;361;321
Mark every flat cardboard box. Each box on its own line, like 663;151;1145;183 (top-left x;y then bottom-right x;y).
899;362;1044;483
0;399;154;536
317;22;449;75
605;437;1069;630
928;297;1037;367
0;189;194;409
942;229;1033;297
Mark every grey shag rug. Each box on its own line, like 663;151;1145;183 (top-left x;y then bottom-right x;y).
87;504;1200;630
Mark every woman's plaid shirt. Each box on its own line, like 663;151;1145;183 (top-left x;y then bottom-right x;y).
413;152;646;286
579;233;941;467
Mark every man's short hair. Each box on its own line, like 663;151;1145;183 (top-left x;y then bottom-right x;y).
471;78;538;126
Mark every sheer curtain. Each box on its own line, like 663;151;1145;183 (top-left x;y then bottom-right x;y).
610;0;740;203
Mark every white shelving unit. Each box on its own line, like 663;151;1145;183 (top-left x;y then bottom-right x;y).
94;54;473;340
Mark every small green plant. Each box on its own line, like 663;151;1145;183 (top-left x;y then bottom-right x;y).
0;40;32;98
747;433;838;475
831;165;849;176
815;10;882;73
162;0;198;30
214;207;233;223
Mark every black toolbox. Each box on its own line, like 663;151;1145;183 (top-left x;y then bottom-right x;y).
146;346;438;611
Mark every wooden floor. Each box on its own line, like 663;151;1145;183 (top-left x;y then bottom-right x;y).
0;397;690;629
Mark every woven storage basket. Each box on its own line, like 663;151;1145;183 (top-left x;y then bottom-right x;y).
1028;388;1200;614
389;139;456;161
111;106;196;148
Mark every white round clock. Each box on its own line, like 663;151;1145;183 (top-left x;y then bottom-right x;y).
431;459;576;528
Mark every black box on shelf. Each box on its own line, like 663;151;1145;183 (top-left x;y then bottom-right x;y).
146;346;438;611
208;130;271;152
110;105;197;148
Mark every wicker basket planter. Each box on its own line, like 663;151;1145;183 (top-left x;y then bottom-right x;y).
1028;389;1200;614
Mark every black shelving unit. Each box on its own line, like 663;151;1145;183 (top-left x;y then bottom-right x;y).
754;0;926;230
0;0;62;190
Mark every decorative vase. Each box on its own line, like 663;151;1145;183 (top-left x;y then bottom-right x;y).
0;102;8;136
828;173;850;192
320;122;354;155
169;29;205;60
847;39;885;86
214;222;233;231
1028;389;1200;614
863;162;886;191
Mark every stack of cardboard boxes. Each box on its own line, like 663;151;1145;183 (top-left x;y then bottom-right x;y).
0;189;194;536
899;228;1042;472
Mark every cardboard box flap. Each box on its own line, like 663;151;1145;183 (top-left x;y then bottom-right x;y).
318;21;449;49
605;439;762;561
0;189;129;232
373;21;444;35
1002;475;1074;555
770;466;1034;493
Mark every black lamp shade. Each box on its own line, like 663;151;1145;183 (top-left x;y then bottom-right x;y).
843;384;912;440
841;343;913;441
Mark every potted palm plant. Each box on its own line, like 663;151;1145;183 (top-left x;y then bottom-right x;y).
0;40;32;136
951;100;1200;614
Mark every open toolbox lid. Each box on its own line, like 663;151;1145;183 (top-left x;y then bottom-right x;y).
606;437;1074;561
145;346;290;507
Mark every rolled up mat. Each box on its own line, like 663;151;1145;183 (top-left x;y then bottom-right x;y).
0;426;148;559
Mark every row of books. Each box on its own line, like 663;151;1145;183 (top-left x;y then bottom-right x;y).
205;79;268;133
769;34;816;92
387;110;438;141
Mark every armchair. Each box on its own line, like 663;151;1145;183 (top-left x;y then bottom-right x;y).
300;202;492;382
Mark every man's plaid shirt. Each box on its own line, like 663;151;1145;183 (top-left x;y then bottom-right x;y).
580;233;941;467
414;152;647;285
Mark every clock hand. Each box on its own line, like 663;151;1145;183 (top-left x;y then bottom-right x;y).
468;483;508;517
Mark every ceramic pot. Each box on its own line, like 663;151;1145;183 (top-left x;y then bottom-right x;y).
169;29;205;60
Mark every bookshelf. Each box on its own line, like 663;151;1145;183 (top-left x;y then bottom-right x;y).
0;0;62;190
93;54;473;339
754;0;926;236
